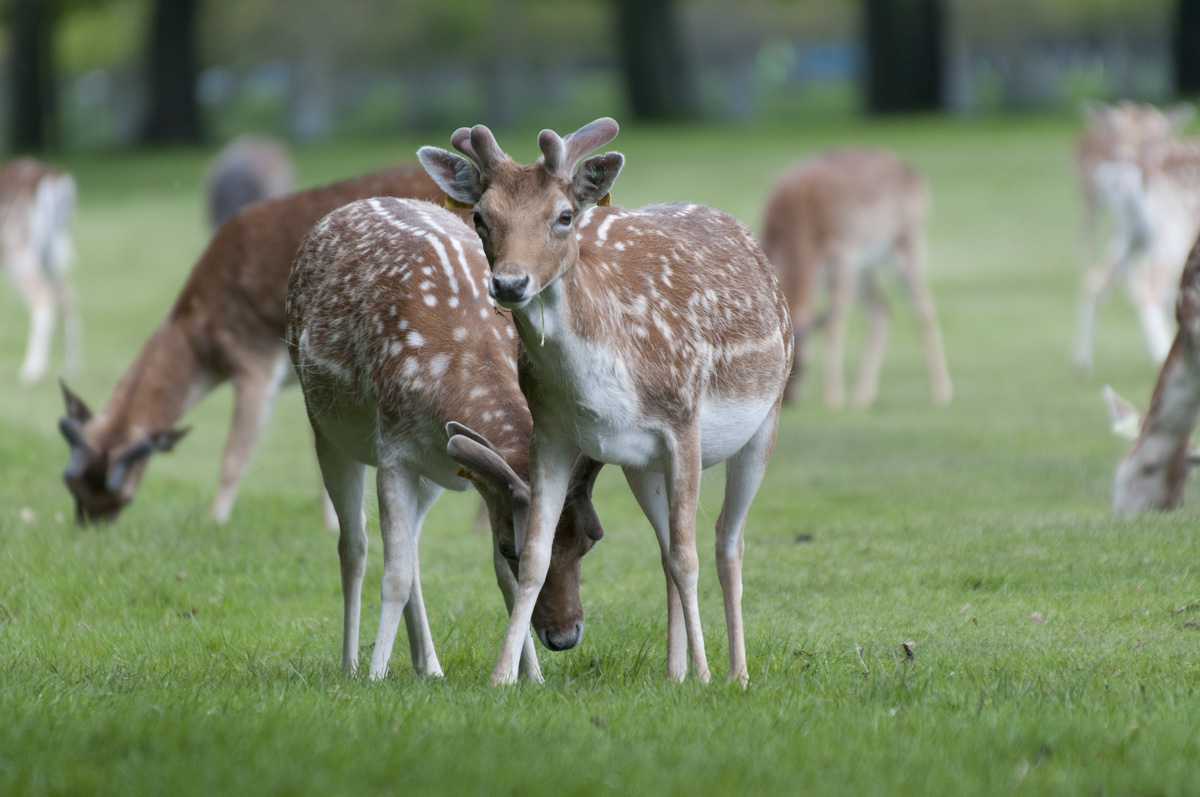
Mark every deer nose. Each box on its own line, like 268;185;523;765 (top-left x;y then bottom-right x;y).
490;273;530;304
539;620;584;652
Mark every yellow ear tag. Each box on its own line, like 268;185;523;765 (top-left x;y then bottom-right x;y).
597;193;612;207
457;466;486;487
445;196;475;210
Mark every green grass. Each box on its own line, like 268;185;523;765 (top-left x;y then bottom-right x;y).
4;116;1200;795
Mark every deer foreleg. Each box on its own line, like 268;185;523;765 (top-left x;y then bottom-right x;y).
491;536;544;684
314;430;367;676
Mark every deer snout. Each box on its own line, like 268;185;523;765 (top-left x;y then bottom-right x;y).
490;272;532;306
537;620;584;652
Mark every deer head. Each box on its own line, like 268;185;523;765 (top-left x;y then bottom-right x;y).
417;118;624;309
58;381;189;525
446;422;603;651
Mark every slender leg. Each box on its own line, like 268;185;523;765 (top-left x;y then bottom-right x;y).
313;430;367;676
210;351;290;522
897;233;952;405
491;431;577;685
370;467;441;679
10;259;55;386
716;406;780;687
1073;224;1145;371
623;468;687;681
852;275;890;407
664;424;709;683
490;534;544;684
823;256;855;408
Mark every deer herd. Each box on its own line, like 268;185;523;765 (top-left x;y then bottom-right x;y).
2;100;1198;684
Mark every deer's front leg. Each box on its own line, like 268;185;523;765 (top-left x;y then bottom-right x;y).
491;535;544;684
624;468;686;681
211;352;290;522
665;424;710;683
491;432;576;685
824;258;855;408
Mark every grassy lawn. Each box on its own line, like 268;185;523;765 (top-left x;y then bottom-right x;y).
3;116;1199;795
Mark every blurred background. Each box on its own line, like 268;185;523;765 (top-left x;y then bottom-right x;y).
0;0;1196;153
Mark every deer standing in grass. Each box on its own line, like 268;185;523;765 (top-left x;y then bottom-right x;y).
1;157;78;386
287;197;604;679
419;118;792;686
1073;102;1200;370
58;166;442;525
761;148;951;407
1105;233;1200;513
205;136;296;231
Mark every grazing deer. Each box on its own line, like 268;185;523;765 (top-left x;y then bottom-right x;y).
287;197;604;680
419;118;792;686
205;136;296;231
58;166;442;525
1105;233;1200;513
1073;103;1200;371
761;148;951;407
0;157;78;386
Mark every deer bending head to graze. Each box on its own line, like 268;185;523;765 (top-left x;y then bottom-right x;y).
58;165;443;526
761;148;951;407
1105;233;1200;513
0;158;79;386
1073;102;1200;371
419;118;793;686
205;136;296;231
286;197;604;680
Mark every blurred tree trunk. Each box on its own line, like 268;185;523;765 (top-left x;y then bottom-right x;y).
614;0;697;121
9;0;57;152
1176;0;1200;95
863;0;946;114
141;0;203;144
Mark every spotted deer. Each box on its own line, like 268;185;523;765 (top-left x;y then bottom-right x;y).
1104;233;1200;513
1;157;78;386
286;197;604;679
419;118;792;686
58;166;442;525
205;136;296;231
761;148;951;407
1073;102;1200;370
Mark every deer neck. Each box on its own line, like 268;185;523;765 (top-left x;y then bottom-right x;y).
1138;339;1200;454
93;318;212;444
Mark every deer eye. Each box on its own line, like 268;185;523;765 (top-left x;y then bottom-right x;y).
556;210;573;227
473;211;488;235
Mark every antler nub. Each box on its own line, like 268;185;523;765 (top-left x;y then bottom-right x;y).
538;129;566;175
468;125;506;171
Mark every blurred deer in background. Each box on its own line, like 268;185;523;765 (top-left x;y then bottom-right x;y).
420;118;792;686
1072;101;1200;371
58;166;442;526
1105;233;1200;513
761;148;951;407
287;197;604;680
205;136;296;231
1;157;78;387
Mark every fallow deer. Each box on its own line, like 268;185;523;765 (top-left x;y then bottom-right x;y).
419;118;793;686
761;147;951;407
1;157;78;386
1105;232;1200;513
286;197;603;680
58;166;442;525
1073;102;1200;370
205;136;296;231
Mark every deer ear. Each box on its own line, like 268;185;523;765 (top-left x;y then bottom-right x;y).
446;431;530;505
417;147;483;206
1104;385;1141;440
567;455;605;542
572;153;623;207
60;379;92;424
104;427;190;493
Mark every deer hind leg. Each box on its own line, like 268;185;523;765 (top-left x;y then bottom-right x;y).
210;351;290;522
313;429;367;676
1073;225;1144;371
716;405;780;687
852;274;891;407
624;468;687;682
10;257;56;386
897;233;952;405
664;425;709;683
370;467;442;679
490;533;544;684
